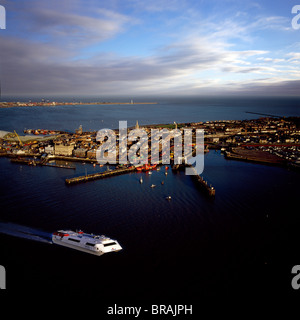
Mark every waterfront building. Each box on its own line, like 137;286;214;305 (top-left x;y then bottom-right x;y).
45;145;54;154
54;142;75;156
87;149;97;159
73;147;87;158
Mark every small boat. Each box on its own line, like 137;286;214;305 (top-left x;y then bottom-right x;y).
166;196;172;200
150;184;156;188
52;230;122;256
140;177;143;183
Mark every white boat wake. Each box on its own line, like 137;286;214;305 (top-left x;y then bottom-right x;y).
0;222;52;244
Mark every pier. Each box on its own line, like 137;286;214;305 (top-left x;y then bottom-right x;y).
187;166;215;197
42;163;76;170
192;174;215;197
10;157;76;169
245;111;282;118
10;158;35;165
172;164;215;197
65;166;136;185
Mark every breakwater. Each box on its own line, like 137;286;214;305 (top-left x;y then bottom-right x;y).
65;166;136;185
192;174;216;197
172;164;215;197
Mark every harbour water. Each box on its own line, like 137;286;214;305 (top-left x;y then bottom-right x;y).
0;96;299;300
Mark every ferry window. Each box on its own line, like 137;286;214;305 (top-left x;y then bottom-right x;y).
68;238;80;243
103;242;117;247
85;242;95;247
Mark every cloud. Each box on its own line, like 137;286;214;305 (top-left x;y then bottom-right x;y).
287;52;300;61
257;57;285;63
127;0;187;13
0;0;299;97
235;79;300;96
0;29;297;96
41;8;132;44
6;1;135;48
0;36;272;97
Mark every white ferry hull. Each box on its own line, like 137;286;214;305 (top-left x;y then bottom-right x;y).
52;237;105;256
52;230;122;256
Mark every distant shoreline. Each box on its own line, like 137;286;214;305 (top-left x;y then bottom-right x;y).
0;101;158;108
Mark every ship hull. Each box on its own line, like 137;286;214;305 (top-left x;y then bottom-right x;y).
52;238;104;256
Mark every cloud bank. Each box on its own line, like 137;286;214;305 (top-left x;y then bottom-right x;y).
0;0;299;97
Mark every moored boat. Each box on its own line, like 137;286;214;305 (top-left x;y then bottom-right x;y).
136;164;157;172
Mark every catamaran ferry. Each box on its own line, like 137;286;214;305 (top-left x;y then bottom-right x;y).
52;230;122;256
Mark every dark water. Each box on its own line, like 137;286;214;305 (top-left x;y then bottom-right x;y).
0;97;299;303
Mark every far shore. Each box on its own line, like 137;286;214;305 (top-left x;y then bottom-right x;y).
0;101;158;108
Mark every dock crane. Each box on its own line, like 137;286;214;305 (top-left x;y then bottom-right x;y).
14;130;23;146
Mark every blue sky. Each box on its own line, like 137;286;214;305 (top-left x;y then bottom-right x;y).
0;0;299;97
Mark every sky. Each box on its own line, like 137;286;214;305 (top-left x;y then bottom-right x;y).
0;0;300;98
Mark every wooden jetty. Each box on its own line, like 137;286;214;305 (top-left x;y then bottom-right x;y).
65;166;136;185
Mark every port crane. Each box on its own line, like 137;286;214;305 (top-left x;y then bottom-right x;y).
14;130;23;146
